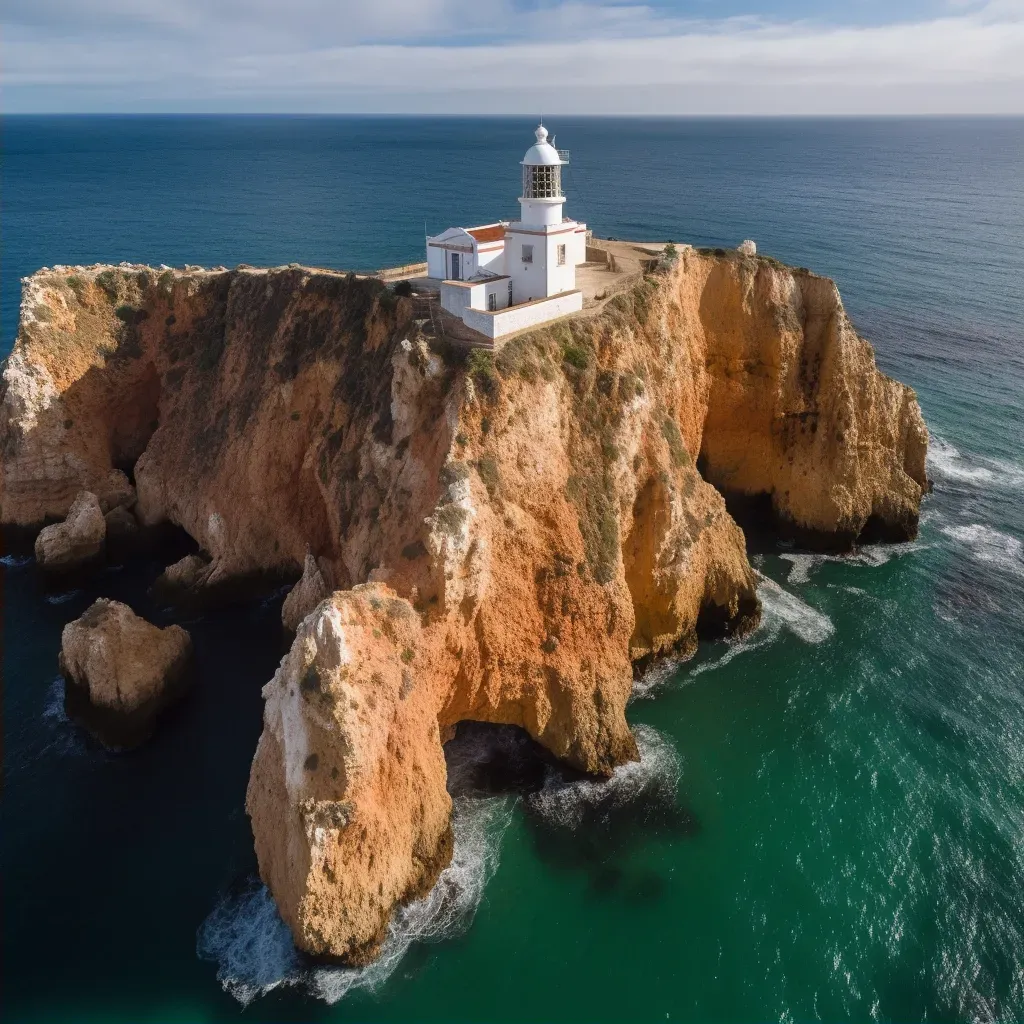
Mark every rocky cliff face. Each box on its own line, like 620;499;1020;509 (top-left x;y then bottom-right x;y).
692;255;928;547
0;249;927;962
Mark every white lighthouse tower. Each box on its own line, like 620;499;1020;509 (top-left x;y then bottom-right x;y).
426;123;587;343
506;124;584;303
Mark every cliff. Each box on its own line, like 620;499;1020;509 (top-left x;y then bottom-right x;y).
0;249;927;962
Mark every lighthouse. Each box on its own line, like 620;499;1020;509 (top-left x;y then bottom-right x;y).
425;123;587;344
505;124;583;304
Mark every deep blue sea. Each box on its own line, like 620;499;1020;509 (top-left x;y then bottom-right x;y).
2;116;1023;1023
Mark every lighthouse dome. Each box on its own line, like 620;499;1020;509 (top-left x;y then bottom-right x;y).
521;124;564;166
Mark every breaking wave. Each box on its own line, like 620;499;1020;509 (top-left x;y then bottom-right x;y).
630;657;689;701
689;621;780;677
199;723;684;1007
525;724;680;831
195;881;297;1006
631;572;834;698
309;795;513;1004
756;572;835;644
197;794;513;1007
778;542;918;586
928;436;1024;492
941;524;1024;579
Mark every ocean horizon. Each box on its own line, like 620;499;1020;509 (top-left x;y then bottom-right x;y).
2;113;1023;1022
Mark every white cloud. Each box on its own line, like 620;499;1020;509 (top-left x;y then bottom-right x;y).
3;0;1023;112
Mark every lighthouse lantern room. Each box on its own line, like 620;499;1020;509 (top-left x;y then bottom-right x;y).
426;124;587;343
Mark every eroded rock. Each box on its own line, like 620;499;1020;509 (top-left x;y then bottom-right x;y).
151;553;214;603
33;490;105;572
281;551;330;633
96;469;136;513
59;598;194;748
0;253;928;963
246;585;452;964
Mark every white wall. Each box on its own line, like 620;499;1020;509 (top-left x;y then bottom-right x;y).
519;197;564;227
506;225;584;301
463;290;583;340
442;279;511;317
427;244;446;279
476;245;506;275
506;228;543;304
455;249;474;280
428;244;473;281
545;233;577;296
440;281;479;316
479;278;511;311
571;227;587;266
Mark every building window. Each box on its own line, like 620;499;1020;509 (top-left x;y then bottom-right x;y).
522;244;533;263
488;292;497;311
557;244;566;266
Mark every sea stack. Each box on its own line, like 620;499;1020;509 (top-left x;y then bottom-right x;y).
33;490;106;573
59;599;194;749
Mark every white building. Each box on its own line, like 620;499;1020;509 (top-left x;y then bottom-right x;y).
426;124;587;342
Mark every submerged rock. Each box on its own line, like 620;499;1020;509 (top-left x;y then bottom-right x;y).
151;553;214;603
33;491;106;572
59;598;194;749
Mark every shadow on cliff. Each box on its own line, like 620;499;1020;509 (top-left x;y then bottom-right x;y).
444;721;699;902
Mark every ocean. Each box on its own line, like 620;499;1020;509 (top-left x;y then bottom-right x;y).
2;116;1023;1022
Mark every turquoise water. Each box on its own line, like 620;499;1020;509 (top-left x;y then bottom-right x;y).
2;117;1023;1022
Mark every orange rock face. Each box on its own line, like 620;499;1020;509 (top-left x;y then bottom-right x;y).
693;255;929;547
0;249;927;962
246;584;452;963
60;598;194;748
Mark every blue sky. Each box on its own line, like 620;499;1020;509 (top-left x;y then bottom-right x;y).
4;0;1023;113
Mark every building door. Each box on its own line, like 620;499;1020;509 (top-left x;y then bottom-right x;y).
451;253;460;280
508;281;513;305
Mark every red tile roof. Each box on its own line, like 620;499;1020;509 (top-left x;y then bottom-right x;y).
468;224;506;243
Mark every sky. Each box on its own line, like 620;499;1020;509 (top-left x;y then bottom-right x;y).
3;0;1023;114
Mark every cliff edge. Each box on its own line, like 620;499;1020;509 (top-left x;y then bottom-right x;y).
0;247;927;962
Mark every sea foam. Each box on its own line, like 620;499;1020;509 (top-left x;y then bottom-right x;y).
630;657;689;701
631;571;834;698
928;435;1024;492
35;676;89;760
198;793;513;1007
941;524;1024;579
756;572;836;644
778;540;920;586
0;553;33;568
525;724;680;831
200;722;683;1006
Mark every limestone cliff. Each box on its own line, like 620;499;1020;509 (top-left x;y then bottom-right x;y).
691;253;928;547
0;248;927;962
